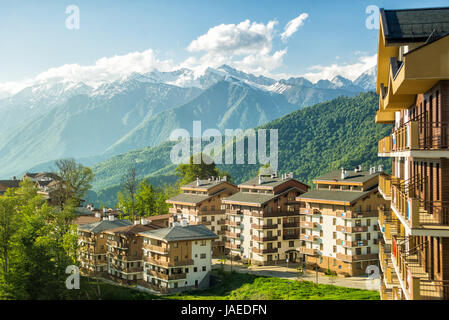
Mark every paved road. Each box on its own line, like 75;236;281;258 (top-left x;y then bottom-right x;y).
212;260;380;291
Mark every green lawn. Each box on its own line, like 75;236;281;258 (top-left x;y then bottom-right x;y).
76;270;379;300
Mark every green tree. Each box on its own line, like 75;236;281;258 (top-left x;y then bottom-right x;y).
54;158;94;207
176;153;232;186
135;180;157;217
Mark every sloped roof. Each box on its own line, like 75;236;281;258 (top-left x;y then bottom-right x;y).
166;193;211;205
139;224;218;242
297;189;377;205
314;170;380;184
105;223;157;236
0;180;21;189
77;219;132;233
381;7;449;44
222;187;302;206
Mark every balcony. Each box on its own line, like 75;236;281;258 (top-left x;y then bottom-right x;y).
300;221;318;229
224;231;241;239
252;247;278;254
337;239;368;247
251;235;278;242
379;121;449;156
282;234;300;240
299;208;320;216
337;211;379;219
391;183;449;229
199;220;212;226
336;225;368;233
391;236;449;300
336;253;378;262
378;207;402;243
298;247;317;256
224;219;241;227
225;243;241;250
143;244;169;255
147;270;186;281
300;234;319;242
144;256;194;267
379;174;392;199
282;222;300;229
251;224;278;230
251;210;299;218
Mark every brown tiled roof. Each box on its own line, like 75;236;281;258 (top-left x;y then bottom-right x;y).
0;180;21;189
105;223;157;236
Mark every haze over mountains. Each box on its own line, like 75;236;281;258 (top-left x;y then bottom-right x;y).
0;64;376;179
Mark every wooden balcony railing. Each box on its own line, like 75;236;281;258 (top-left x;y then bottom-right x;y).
147;270;187;281
381;121;449;154
251;224;278;230
300;221;318;229
251;235;278;242
300;234;319;242
298;247;317;255
252;247;278;254
224;243;241;250
224;219;241;227
336;225;368;233
338;239;369;247
299;208;321;216
144;256;194;267
379;174;392;198
251;210;299;218
143;244;169;254
224;231;241;239
392;236;449;300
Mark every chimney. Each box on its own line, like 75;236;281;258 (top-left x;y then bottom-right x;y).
378;165;384;173
258;175;263;184
94;212;101;218
341;168;348;180
13;176;16;180
196;176;200;187
108;214;115;221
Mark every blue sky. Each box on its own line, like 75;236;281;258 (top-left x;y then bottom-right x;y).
1;0;448;94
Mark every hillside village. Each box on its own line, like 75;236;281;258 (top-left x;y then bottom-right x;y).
0;5;448;302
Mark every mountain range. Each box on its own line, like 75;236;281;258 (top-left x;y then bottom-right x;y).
0;64;376;179
86;92;391;207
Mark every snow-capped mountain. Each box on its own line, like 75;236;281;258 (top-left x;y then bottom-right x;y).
0;64;377;179
354;66;377;91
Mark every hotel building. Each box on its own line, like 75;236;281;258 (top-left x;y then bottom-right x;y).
297;168;388;276
77;217;133;275
221;172;309;266
166;177;238;257
376;7;449;299
138;224;217;294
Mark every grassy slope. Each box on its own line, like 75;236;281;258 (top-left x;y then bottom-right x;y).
74;271;379;300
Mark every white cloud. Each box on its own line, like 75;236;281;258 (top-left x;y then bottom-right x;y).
300;54;377;82
187;19;277;55
0;49;175;96
281;13;308;41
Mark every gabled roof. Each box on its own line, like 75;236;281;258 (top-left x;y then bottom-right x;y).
222;187;303;207
181;179;233;191
139;224;218;242
381;7;449;44
105;223;157;236
0;180;21;189
297;188;377;206
77;219;132;233
314;170;380;184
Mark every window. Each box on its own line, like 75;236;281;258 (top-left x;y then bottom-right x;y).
200;253;206;259
320;244;323;251
367;219;371;227
174;256;178;262
202;266;206;272
333;246;336;253
367;233;371;241
332;218;336;226
277;242;281;248
267;255;272;261
289;241;294;247
173;242;178;248
194;267;198;272
367;247;371;254
333;232;336;239
200;240;206;246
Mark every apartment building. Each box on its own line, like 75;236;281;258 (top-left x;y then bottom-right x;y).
138;224;218;294
103;223;157;284
221;171;309;266
77;217;133;275
297;168;387;276
375;7;449;300
166;177;238;257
